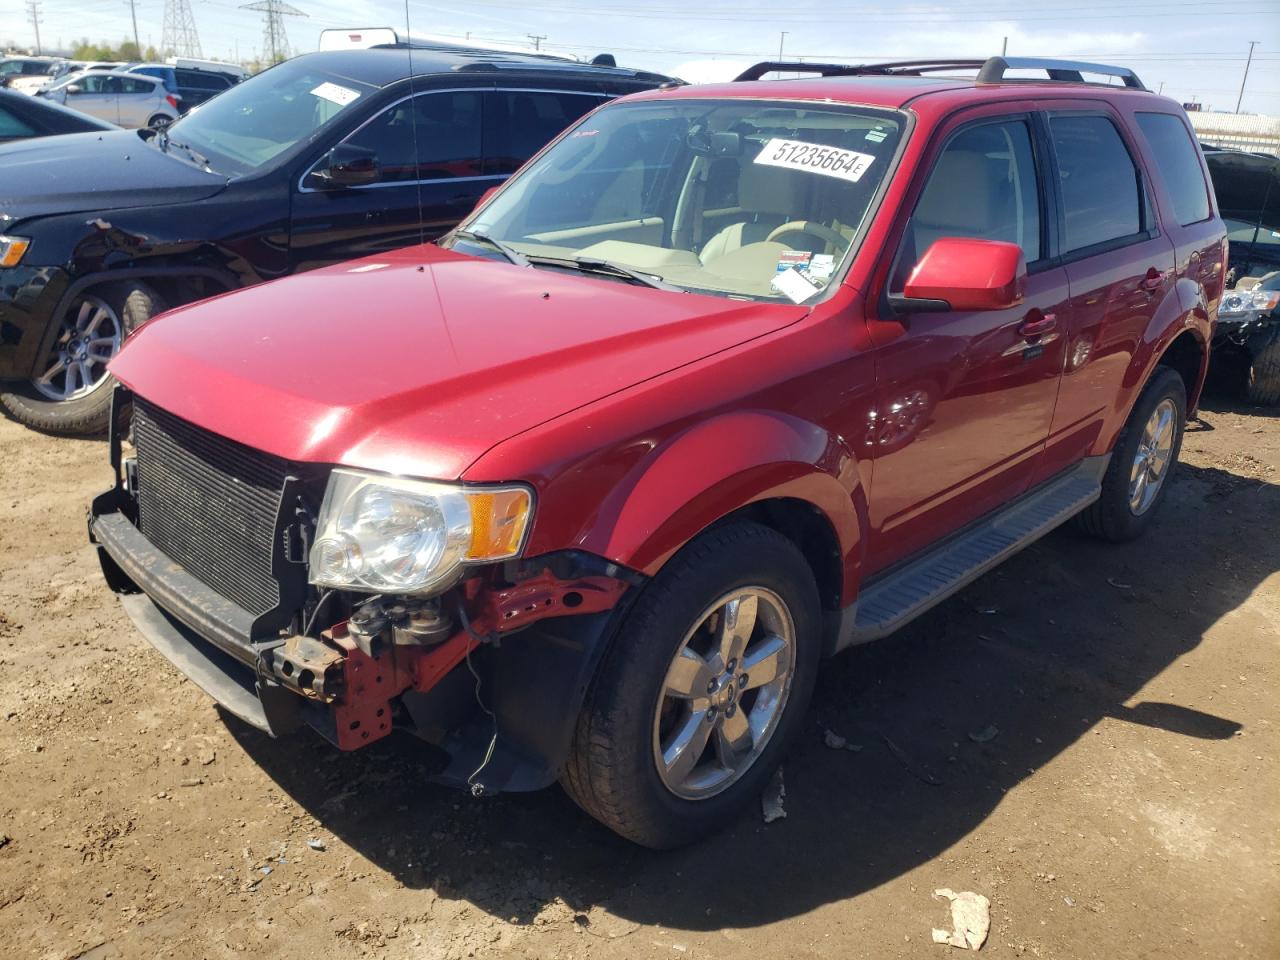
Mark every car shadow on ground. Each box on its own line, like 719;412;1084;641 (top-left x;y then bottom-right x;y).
223;459;1277;931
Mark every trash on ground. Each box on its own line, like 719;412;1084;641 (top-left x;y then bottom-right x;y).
823;729;864;752
306;838;326;851
761;767;786;823
931;888;990;950
967;725;999;744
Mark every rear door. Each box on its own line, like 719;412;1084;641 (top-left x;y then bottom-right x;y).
1030;106;1178;483
866;108;1070;571
116;75;159;127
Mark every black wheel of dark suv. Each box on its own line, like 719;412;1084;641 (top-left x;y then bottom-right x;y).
0;282;166;436
562;522;821;849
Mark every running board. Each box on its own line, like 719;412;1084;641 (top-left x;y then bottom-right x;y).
841;455;1109;648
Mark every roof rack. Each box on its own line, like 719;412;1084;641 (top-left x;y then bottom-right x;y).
734;56;1146;90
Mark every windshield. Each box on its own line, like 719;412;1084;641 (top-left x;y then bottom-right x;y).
163;58;374;176
452;99;904;301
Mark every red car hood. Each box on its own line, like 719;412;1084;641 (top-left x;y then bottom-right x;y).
111;245;807;479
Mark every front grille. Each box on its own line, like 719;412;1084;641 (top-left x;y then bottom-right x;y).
133;398;288;617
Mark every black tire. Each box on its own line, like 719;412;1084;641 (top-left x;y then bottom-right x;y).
147;114;173;130
1075;366;1186;542
0;283;166;436
1245;338;1280;406
562;522;821;849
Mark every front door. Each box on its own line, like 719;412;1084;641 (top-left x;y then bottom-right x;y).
866;113;1068;572
289;88;496;273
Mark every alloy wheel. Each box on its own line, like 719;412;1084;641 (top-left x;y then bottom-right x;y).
31;295;122;402
1128;397;1176;515
652;587;795;800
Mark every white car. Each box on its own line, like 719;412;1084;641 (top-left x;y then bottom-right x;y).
39;70;180;129
0;56;65;95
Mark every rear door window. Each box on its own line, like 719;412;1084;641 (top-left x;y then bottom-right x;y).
1135;112;1212;226
118;76;154;95
484;90;606;175
1049;115;1144;253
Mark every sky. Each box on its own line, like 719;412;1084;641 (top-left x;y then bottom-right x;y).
3;0;1279;114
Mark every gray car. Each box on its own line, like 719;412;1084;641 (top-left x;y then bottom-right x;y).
39;70;179;129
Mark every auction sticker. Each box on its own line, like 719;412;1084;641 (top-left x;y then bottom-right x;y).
310;82;361;106
754;137;876;183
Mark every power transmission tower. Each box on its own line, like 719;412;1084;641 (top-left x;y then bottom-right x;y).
241;1;307;64
26;0;42;55
162;0;204;58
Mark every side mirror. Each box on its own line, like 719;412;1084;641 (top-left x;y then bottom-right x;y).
66;84;83;95
316;144;379;188
895;237;1026;313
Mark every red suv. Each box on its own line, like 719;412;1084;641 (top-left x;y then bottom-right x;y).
90;57;1224;848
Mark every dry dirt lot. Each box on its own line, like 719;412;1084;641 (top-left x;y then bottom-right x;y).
0;395;1277;960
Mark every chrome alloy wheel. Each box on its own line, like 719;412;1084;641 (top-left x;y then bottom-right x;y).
652;587;796;800
32;295;122;402
1128;397;1176;515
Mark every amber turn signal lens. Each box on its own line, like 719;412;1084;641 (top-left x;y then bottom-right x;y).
0;237;31;268
466;488;532;560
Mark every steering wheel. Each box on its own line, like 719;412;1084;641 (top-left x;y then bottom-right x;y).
766;220;848;252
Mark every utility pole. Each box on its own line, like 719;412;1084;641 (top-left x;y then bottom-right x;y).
1236;40;1259;113
1157;81;1165;95
527;33;546;51
124;0;140;54
1001;36;1008;56
778;31;788;60
26;0;42;55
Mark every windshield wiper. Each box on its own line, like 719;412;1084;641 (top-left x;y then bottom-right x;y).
162;134;211;171
571;256;684;292
454;229;530;267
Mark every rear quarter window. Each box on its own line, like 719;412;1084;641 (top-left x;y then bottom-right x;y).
1049;115;1143;254
1135;112;1212;226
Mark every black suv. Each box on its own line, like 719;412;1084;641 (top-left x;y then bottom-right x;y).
0;47;672;434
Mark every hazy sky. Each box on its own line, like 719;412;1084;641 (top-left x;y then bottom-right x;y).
5;0;1279;114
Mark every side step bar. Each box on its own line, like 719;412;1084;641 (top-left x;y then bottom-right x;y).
842;455;1109;647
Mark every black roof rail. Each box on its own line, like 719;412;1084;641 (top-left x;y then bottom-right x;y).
977;56;1146;89
734;56;1146;90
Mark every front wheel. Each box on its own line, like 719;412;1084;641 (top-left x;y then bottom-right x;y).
0;283;166;435
562;522;821;848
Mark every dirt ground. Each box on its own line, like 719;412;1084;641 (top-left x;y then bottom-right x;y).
0;391;1276;960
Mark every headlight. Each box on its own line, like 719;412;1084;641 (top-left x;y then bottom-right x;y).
308;469;533;595
1220;289;1280;316
0;236;31;268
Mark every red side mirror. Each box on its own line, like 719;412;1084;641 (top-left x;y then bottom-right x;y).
474;185;500;213
903;237;1027;312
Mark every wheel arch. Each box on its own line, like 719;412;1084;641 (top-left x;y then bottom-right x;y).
568;409;868;609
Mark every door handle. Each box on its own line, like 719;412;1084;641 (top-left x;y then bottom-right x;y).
1140;267;1163;293
1018;310;1057;338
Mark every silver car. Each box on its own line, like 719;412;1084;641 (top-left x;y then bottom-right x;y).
39;70;180;129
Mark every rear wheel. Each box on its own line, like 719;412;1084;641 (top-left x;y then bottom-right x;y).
1245;338;1280;406
147;113;173;130
562;522;820;848
1075;367;1186;542
0;283;166;435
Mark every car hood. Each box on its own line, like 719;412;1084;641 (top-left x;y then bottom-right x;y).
111;245;808;480
0;130;227;224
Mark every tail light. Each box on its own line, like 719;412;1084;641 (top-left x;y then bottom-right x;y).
166;94;180;109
